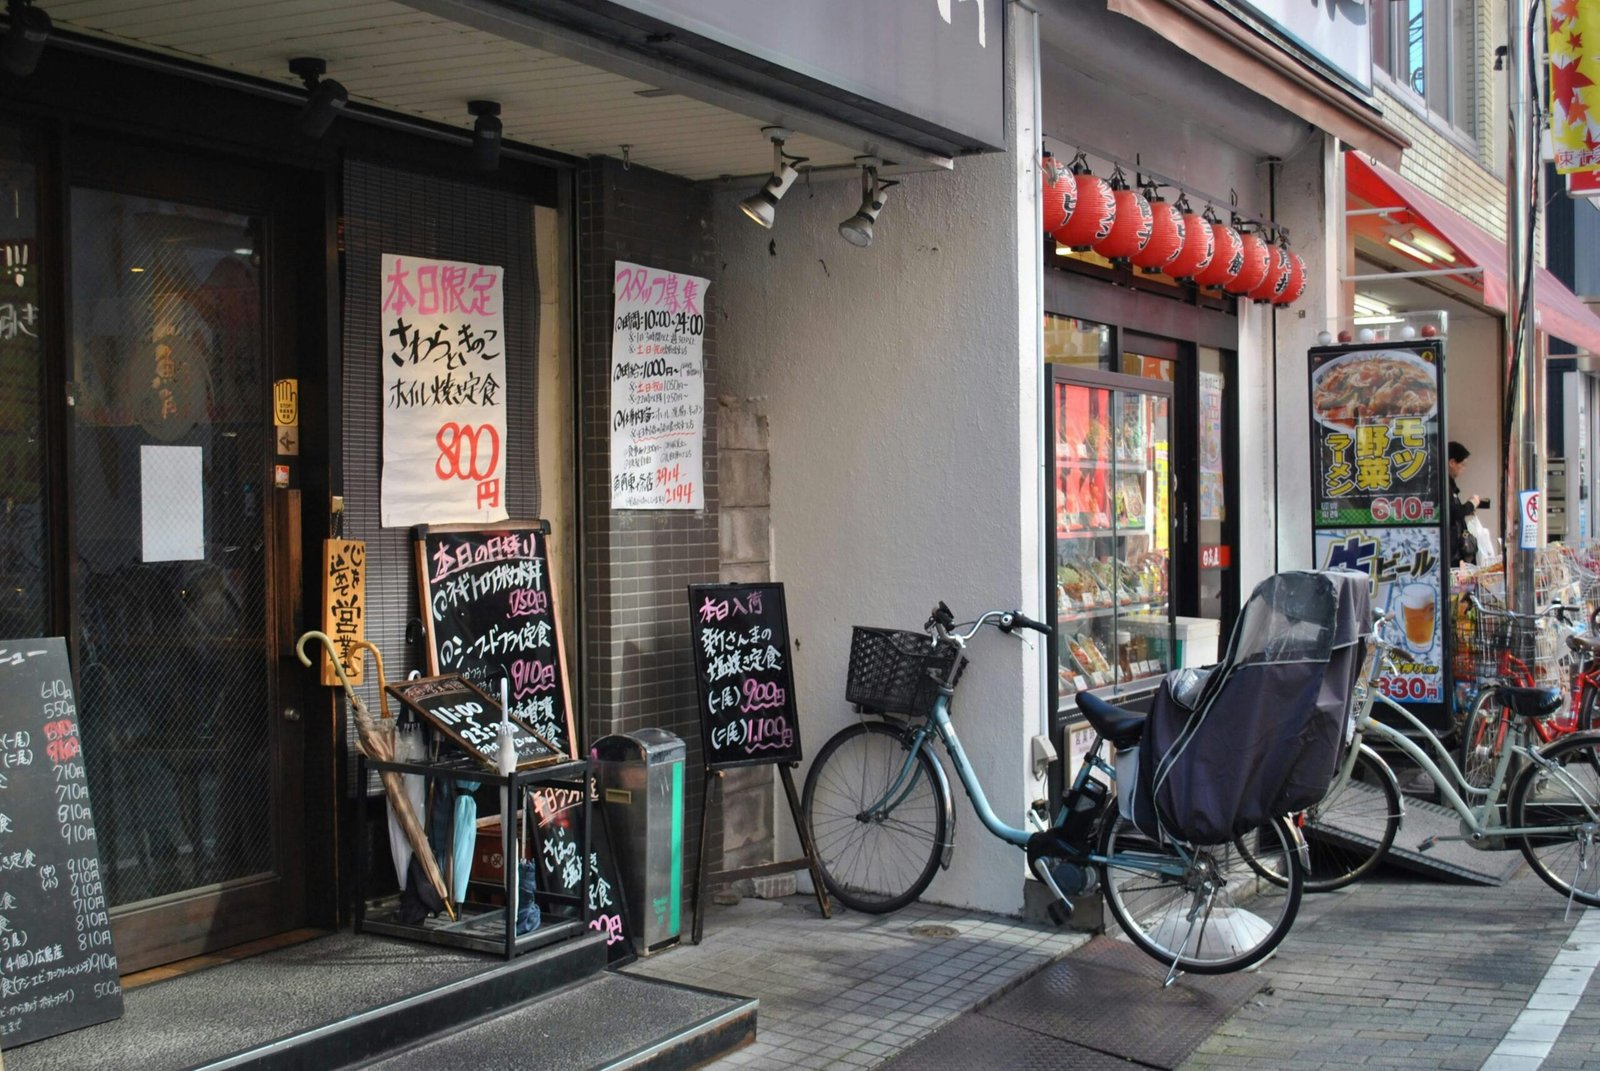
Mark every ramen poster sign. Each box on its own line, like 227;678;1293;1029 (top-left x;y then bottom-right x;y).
1309;341;1443;527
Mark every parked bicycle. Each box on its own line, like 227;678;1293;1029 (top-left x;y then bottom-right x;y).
1457;595;1594;790
1244;608;1600;908
802;600;1309;979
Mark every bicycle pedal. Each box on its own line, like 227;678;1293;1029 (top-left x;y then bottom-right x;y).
1418;836;1437;852
1047;900;1073;927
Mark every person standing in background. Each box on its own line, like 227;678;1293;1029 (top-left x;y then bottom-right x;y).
1448;441;1481;566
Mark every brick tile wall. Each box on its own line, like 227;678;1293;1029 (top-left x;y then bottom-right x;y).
577;155;722;890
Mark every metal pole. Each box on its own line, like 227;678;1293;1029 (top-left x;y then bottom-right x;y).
1506;0;1539;615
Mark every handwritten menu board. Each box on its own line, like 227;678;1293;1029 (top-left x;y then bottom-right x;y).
687;583;802;770
0;640;123;1048
415;522;577;757
609;261;707;510
385;675;560;771
528;782;632;964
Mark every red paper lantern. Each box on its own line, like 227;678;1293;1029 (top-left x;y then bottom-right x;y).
1225;230;1271;295
1165;202;1214;281
1094;178;1152;264
1052;164;1117;251
1041;153;1076;235
1249;242;1290;303
1192;219;1243;288
1272;250;1307;307
1131;197;1184;273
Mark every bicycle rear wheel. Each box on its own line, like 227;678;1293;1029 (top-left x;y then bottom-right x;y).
1508;731;1600;907
1097;811;1303;974
1459;690;1516;791
802;719;947;913
1234;745;1402;892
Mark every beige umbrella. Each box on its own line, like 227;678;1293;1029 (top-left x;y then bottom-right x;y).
296;631;454;920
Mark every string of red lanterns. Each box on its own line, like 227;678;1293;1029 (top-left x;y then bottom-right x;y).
1040;147;1305;308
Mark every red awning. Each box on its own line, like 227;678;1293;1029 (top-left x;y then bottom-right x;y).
1347;152;1600;354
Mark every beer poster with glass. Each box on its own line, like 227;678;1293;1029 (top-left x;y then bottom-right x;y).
1308;339;1450;728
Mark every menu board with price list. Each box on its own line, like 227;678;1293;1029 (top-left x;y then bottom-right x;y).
0;639;123;1048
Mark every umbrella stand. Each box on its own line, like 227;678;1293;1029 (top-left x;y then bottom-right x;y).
295;631;455;921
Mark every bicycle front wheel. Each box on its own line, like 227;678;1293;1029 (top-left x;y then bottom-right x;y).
1097;812;1303;974
802;719;947;914
1459;689;1515;792
1508;731;1600;907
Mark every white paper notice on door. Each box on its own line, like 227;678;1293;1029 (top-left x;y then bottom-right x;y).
610;261;707;510
379;253;509;528
141;444;205;562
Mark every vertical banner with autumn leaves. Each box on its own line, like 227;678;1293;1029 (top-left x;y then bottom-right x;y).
1552;0;1600;174
1308;340;1452;729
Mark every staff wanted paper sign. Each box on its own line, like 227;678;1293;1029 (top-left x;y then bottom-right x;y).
380;253;508;528
610;261;707;510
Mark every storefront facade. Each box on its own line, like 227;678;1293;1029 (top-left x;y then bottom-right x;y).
0;0;1003;977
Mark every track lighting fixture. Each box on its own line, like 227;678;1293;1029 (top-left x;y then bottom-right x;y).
468;100;502;173
2;1;51;78
739;127;806;229
289;57;348;139
838;158;898;248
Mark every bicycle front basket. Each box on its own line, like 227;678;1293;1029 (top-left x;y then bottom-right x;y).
846;627;959;717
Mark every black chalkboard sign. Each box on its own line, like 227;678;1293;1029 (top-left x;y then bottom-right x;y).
687;583;802;770
414;521;577;758
527;779;633;964
0;639;123;1048
385;675;562;771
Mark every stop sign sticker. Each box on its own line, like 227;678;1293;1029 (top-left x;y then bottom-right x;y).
1520;489;1540;549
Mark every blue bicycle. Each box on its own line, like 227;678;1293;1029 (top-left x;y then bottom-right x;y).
802;602;1307;976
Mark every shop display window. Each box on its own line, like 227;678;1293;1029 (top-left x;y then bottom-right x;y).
1050;367;1175;710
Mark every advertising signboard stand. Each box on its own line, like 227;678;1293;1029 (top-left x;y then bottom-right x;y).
1309;336;1453;731
686;583;831;941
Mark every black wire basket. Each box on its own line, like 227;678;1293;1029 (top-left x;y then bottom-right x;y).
846;627;961;717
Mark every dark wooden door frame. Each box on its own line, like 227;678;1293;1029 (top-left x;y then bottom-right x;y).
61;133;324;971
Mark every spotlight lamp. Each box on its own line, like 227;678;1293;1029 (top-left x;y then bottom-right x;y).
838;158;898;248
2;0;51;79
468;100;502;173
739;126;807;229
289;57;348;139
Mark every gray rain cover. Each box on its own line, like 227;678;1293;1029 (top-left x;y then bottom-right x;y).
1133;570;1370;845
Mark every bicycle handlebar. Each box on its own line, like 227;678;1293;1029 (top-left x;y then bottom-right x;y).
926;602;1053;646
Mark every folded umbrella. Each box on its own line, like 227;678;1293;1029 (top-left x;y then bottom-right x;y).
296;631;454;920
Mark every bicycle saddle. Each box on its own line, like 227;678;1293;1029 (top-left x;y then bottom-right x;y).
1493;684;1564;720
1077;691;1147;750
1567;631;1600;656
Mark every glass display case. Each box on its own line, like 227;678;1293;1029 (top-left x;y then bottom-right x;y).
1049;366;1176;713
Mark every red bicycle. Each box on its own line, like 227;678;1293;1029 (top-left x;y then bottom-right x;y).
1456;595;1597;790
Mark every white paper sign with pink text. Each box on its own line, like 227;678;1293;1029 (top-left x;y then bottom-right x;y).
379;253;508;528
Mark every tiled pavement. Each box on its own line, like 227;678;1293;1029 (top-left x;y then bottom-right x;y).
634;860;1600;1071
623;895;1087;1070
1179;861;1598;1071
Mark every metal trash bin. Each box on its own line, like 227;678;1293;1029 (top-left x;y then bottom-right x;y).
591;729;685;955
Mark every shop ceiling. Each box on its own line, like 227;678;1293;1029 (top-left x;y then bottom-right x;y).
41;0;950;181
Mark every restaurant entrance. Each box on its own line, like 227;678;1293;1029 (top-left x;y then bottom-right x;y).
63;138;320;971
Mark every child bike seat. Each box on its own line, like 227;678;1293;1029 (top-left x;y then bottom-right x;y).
1077;691;1147;750
1493;684;1564;720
